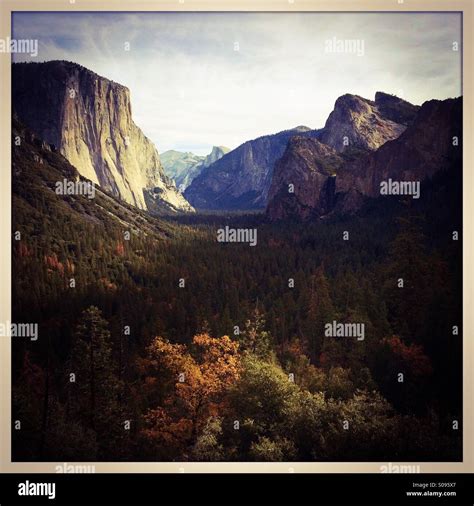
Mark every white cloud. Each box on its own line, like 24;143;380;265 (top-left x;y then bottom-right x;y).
13;12;461;155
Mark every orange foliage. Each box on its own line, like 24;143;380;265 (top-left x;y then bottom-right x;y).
384;336;433;377
44;253;64;274
115;241;125;256
280;338;306;358
140;334;240;449
65;259;75;274
99;278;117;292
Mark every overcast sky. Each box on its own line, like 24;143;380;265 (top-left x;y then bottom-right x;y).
13;12;461;155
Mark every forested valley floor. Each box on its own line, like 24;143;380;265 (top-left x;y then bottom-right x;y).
12;134;462;461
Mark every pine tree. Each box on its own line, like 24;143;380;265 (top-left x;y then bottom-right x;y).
304;267;335;364
69;306;123;456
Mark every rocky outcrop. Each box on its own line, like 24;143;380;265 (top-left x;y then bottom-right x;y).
335;97;462;205
185;126;318;210
203;146;230;168
185;92;417;211
266;137;344;220
317;93;417;152
12;60;193;214
266;96;461;220
373;91;420;126
162;146;230;191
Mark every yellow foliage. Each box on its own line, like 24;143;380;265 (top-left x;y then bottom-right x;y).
140;333;241;451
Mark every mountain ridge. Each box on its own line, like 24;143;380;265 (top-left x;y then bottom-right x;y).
316;92;419;152
266;96;461;221
186;92;418;211
162;146;230;191
184;126;319;210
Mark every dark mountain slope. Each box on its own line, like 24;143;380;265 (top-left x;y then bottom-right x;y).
185;126;319;210
266;97;460;220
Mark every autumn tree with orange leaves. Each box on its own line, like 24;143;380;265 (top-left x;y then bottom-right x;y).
138;334;240;459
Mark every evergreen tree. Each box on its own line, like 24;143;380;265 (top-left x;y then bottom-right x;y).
69;306;124;457
303;267;335;363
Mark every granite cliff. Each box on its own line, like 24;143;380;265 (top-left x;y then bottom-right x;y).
266;137;343;221
335;97;462;207
185;126;318;210
12;61;193;214
186;92;418;212
317;92;419;152
266;95;461;221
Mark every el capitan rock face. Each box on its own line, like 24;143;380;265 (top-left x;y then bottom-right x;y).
185;126;318;210
12;117;172;239
12;61;193;214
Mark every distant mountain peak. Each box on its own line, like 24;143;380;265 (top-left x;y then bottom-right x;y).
292;125;312;132
205;146;231;166
161;145;230;192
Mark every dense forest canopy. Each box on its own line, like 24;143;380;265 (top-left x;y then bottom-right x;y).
12;126;462;460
